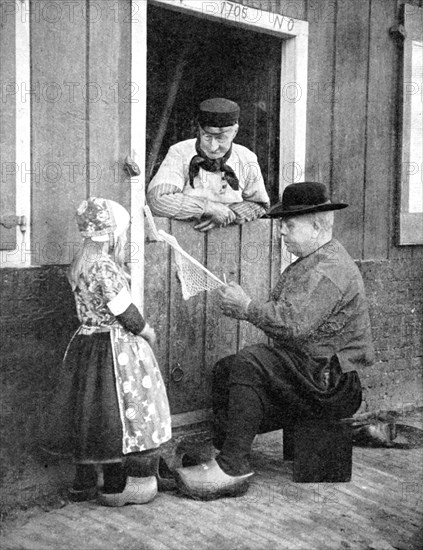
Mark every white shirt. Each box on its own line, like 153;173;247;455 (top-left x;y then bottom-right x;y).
147;139;270;222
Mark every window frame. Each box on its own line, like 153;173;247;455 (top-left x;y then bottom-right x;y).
0;0;31;268
398;3;423;245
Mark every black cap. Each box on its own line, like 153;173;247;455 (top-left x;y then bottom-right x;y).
198;98;240;128
267;182;348;218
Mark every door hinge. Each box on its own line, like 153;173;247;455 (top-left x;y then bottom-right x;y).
0;215;27;232
389;24;407;42
124;155;141;178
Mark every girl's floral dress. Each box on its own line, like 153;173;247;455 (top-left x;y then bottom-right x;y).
43;255;171;464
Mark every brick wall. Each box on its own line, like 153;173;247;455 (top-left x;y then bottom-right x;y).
0;267;78;513
358;259;423;413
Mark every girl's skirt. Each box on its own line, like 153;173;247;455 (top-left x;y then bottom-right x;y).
41;326;171;463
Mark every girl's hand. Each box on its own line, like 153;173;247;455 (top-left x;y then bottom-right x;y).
140;323;156;347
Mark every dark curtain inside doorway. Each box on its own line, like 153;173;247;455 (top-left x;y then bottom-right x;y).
146;4;281;204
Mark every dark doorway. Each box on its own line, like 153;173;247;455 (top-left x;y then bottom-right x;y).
146;4;281;204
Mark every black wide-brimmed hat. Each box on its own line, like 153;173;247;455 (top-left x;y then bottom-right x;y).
267;182;348;218
197;98;240;128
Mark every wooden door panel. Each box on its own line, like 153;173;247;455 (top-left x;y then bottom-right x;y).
167;221;207;413
239;219;272;348
144;217;171;386
205;225;241;385
144;218;279;418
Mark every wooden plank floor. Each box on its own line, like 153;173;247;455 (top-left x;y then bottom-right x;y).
1;411;422;550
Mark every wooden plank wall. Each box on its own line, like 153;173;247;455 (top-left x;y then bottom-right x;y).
331;0;370;259
88;0;131;203
304;0;336;191
144;219;281;415
363;0;398;260
302;0;423;261
31;0;132;264
28;1;423;258
31;0;87;261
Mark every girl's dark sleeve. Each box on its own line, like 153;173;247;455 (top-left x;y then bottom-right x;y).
105;282;146;335
115;303;146;335
98;258;147;335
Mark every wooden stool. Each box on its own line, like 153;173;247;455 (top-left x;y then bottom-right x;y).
283;419;353;482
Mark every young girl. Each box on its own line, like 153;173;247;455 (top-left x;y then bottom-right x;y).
43;197;171;506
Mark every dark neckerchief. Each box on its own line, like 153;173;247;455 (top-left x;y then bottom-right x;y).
188;139;239;190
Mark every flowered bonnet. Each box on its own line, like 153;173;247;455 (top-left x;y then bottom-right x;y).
76;197;130;242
